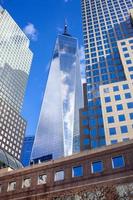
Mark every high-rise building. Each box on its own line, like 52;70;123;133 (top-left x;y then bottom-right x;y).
81;0;133;149
0;6;33;168
31;25;83;162
21;136;34;166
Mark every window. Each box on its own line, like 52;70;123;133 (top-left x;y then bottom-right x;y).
112;156;125;169
105;96;111;103
122;47;127;51
123;84;129;90
106;106;112;112
83;138;90;145
82;111;88;116
124;53;129;58
130;74;133;79
103;88;109;93
109;127;116;135
123;138;129;142
118;114;125;122
8;182;16;191
38;174;47;185
113;86;119;92
54;171;64;181
129;39;133;44
82;119;88;126
22;178;31;188
121;41;126;46
125;93;131;99
120;126;128;133
72;166;83;177
111;140;117;144
128;66;133;72
126;60;132;65
83;128;89;135
92;161;103;173
90;129;97;137
129;113;133;120
127;102;133;109
107;116;114;123
116;104;123;111
115;95;121;101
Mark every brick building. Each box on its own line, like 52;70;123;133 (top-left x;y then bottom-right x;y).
0;140;133;199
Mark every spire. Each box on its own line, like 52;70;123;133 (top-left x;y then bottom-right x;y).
64;19;68;35
63;19;71;36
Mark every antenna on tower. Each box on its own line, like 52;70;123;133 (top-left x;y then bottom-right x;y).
63;18;71;36
64;18;68;35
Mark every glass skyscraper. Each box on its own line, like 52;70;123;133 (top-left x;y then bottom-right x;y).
81;0;133;149
0;6;33;164
21;136;34;166
31;25;83;161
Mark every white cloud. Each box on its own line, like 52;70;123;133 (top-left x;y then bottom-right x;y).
79;45;86;84
23;23;38;41
57;26;63;33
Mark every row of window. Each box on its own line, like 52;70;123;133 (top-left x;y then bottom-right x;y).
111;138;129;144
109;125;131;136
121;39;133;46
107;113;133;123
106;103;133;113
2;155;125;192
103;83;129;93
105;95;133;106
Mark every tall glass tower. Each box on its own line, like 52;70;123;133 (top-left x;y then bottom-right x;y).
81;0;133;150
31;25;83;161
0;6;33;165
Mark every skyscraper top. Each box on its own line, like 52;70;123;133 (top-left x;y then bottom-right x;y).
63;19;71;36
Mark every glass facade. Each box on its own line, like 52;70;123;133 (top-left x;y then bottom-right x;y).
0;7;33;160
0;7;33;112
81;0;133;149
31;31;82;160
20;136;34;166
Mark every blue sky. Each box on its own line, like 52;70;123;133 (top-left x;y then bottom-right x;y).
2;0;84;137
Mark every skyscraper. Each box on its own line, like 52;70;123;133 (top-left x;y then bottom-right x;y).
81;0;133;149
21;136;34;166
0;6;33;167
31;25;82;161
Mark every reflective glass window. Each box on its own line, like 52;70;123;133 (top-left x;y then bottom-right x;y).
72;166;83;177
111;140;117;144
109;127;116;135
106;106;112;112
92;161;103;173
127;102;133;109
116;104;123;111
112;156;125;169
120;126;128;134
108;116;114;123
115;95;121;101
118;114;125;122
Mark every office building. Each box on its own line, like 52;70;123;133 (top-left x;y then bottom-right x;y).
31;24;82;161
0;6;33;167
21;136;34;166
81;0;133;149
